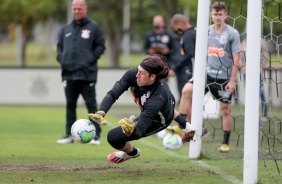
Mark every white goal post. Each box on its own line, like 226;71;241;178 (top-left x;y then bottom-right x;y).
189;0;262;183
243;0;261;183
188;0;210;159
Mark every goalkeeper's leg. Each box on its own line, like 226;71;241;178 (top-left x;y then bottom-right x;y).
106;115;170;163
107;127;140;164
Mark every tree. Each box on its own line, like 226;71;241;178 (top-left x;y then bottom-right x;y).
86;0;194;66
0;0;199;67
0;0;66;67
91;0;124;67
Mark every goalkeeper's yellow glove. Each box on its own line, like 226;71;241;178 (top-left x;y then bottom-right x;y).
89;110;107;125
118;115;136;136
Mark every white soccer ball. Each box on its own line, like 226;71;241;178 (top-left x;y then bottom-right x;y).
71;119;96;143
162;133;183;150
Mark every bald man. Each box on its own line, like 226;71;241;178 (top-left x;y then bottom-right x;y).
170;14;196;102
143;15;180;71
56;0;105;145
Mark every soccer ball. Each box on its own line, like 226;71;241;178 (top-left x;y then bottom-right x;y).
162;133;183;150
71;119;96;143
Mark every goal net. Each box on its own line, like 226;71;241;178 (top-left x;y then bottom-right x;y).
191;0;281;183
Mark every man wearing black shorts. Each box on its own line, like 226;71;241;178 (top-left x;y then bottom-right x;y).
178;2;241;153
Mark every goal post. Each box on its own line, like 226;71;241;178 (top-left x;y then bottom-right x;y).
189;0;262;183
243;0;262;183
188;0;210;158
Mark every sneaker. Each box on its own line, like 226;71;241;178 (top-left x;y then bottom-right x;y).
56;135;74;144
219;144;230;153
89;139;101;145
202;128;209;138
108;148;140;164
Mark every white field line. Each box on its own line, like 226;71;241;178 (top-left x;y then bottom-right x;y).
107;121;242;184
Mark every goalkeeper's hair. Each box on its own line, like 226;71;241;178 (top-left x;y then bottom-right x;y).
142;54;169;81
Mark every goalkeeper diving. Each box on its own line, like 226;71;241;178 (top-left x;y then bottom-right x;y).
89;55;195;164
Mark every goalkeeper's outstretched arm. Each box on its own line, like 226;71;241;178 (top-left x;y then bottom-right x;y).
173;109;195;133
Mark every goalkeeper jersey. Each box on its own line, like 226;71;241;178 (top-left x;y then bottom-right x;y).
207;24;241;80
99;67;175;133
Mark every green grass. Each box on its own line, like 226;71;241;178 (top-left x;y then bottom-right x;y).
0;106;225;184
0;106;280;183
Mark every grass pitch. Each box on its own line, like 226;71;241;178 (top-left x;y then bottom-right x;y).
0;106;279;184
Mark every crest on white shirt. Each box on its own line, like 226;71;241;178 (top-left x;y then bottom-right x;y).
81;29;91;39
219;34;227;45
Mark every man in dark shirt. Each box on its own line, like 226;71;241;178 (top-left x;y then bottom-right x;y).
143;15;180;70
56;0;105;145
169;14;196;100
89;55;195;164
